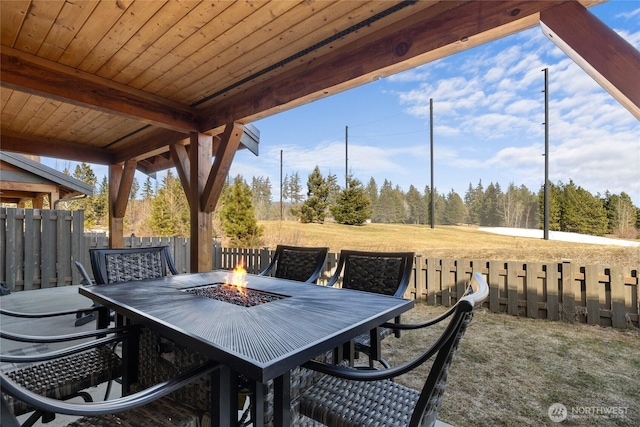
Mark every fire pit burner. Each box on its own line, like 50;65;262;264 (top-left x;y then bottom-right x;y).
185;283;286;307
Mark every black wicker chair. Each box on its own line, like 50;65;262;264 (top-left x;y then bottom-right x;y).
259;245;329;283
0;314;130;427
74;246;179;327
326;250;415;368
294;272;489;427
89;246;179;285
1;341;218;427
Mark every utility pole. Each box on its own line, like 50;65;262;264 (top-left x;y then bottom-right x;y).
543;68;550;240
280;149;283;221
345;125;348;188
430;98;435;229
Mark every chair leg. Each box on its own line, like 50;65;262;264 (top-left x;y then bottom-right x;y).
74;312;96;326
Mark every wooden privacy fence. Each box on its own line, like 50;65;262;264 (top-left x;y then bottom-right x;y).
1;208;638;329
219;246;639;329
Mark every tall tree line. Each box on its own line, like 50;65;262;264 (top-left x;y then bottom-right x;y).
59;163;640;240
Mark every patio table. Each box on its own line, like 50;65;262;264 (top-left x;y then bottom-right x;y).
79;270;413;427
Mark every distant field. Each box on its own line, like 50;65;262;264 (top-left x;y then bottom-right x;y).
257;221;639;267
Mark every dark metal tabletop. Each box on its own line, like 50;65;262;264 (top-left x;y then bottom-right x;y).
79;270;414;383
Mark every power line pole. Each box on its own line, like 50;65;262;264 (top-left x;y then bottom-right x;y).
543;68;550;240
280;149;283;221
345;125;348;188
430;98;435;229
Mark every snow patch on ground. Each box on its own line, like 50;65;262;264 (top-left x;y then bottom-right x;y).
477;227;640;247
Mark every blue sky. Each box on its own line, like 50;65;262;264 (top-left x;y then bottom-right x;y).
46;1;640;205
234;0;640;205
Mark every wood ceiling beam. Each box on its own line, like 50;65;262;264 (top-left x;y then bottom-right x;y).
111;129;189;164
0;131;113;164
200;0;566;129
540;2;640;120
0;46;202;133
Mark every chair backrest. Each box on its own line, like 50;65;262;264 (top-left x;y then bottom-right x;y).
411;272;488;427
89;246;179;285
327;249;414;297
260;245;329;283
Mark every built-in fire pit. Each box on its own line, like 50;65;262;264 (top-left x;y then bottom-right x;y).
186;260;286;307
185;283;286;307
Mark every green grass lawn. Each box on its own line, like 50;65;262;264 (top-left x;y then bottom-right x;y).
258;221;639;267
383;304;639;426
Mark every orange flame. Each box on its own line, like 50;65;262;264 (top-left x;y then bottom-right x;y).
226;258;247;294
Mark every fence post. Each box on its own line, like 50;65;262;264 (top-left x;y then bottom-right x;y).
610;266;626;328
546;263;560;321
561;260;575;322
411;255;423;301
585;264;600;325
488;261;500;313
507;261;519;316
425;258;436;304
71;210;84;285
212;238;222;269
4;208;18;291
526;262;538;318
23;209;35;290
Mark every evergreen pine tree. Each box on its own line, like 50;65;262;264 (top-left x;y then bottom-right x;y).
220;175;263;247
94;176;109;227
405;185;427;224
294;166;329;223
443;189;467;225
330;176;371;225
146;171;189;236
72;162;98;228
464;180;484;225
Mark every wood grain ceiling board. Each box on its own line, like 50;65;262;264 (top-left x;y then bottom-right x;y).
1;89;31;129
0;0;30;47
180;0;392;105
123;1;248;91
163;0;336;103
57;0;136;68
137;1;292;98
77;1;168;74
37;0;100;61
12;0;65;54
94;1;197;80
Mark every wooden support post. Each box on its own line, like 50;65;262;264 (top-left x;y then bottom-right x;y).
108;165;123;249
108;160;136;248
189;132;213;272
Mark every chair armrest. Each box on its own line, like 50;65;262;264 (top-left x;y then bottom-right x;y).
0;360;219;417
0;325;134;344
75;260;95;285
0;328;133;363
304;304;467;383
0;306;102;319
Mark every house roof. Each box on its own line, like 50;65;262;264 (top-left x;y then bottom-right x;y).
2;0;623;176
0;151;93;205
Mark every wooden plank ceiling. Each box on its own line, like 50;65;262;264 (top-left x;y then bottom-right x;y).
0;0;611;176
